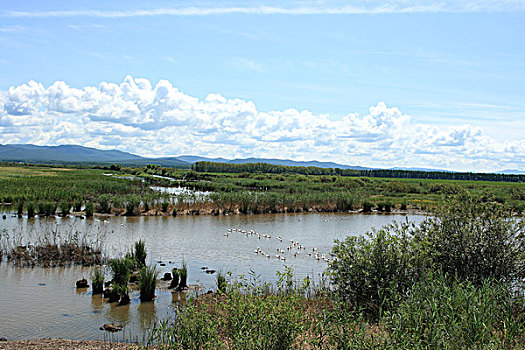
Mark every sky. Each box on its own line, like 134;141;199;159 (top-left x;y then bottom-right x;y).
0;0;524;172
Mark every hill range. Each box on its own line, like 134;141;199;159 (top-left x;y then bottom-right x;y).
0;144;523;174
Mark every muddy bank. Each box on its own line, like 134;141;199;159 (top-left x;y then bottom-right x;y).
0;338;136;350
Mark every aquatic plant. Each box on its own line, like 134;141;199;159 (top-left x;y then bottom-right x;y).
125;196;140;216
74;200;83;212
114;283;130;305
59;202;71;216
26;202;35;218
84;202;94;217
170;268;180;289
2;227;104;267
91;266;104;294
179;262;188;289
361;201;374;212
138;265;158;302
17;201;24;216
108;257;134;287
134;239;147;269
97;194;112;214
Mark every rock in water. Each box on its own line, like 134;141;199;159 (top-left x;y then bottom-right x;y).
162;272;172;281
76;278;89;288
100;323;123;332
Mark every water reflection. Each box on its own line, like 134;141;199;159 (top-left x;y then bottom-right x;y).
137;301;157;331
171;291;187;305
91;294;104;313
107;301;131;326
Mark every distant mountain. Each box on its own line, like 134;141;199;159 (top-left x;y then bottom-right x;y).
5;144;518;175
178;155;370;170
497;169;525;175
0;144;142;163
390;167;455;172
0;144;190;167
177;155;230;164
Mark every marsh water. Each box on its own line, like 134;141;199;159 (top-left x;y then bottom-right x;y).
0;212;426;341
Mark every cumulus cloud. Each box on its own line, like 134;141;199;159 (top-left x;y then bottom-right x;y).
0;76;523;172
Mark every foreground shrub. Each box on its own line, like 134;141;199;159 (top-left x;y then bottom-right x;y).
150;280;304;350
330;195;525;319
329;222;427;319
387;271;525;349
417;195;525;286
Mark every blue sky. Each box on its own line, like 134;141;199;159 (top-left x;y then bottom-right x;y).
0;1;524;171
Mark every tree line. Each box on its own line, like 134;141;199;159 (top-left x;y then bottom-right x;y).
192;161;525;182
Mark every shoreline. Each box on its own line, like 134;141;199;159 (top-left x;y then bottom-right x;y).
1;207;432;219
0;338;136;350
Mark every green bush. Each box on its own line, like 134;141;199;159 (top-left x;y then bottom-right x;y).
139;265;158;302
329;222;428;319
330;195;525;320
161;201;169;212
418;195;525;286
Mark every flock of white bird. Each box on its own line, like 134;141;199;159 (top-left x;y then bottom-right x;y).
224;228;330;263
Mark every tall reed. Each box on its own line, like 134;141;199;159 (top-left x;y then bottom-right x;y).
138;265;158;302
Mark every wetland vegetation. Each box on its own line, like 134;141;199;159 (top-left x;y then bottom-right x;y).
1;162;524;218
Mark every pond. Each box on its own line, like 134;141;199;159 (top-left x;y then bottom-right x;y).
0;212;426;341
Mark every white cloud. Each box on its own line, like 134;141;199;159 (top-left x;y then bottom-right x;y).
2;1;524;18
0;76;523;172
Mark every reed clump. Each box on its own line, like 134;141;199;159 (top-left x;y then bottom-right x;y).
91;267;104;294
134;239;147;269
108;257;134;287
169;268;180;289
178;262;188;290
1;228;104;267
138;265;158;302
